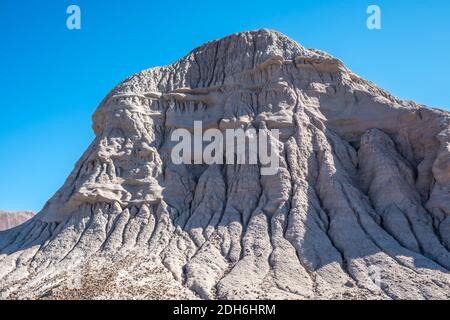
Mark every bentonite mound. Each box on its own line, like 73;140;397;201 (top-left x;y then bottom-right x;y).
1;29;450;300
0;212;34;232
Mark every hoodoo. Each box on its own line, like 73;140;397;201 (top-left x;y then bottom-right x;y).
1;29;450;300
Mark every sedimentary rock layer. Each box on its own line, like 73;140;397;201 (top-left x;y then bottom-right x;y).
0;211;34;232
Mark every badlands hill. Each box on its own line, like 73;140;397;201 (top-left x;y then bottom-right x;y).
1;29;450;300
0;211;34;232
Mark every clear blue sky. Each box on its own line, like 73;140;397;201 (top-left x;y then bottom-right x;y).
0;0;449;212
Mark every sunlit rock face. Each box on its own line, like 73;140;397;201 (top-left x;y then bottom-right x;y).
1;29;450;300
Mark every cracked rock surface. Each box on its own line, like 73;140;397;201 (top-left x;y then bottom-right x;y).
1;29;450;300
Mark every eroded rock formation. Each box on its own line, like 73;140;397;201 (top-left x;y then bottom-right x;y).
1;30;450;300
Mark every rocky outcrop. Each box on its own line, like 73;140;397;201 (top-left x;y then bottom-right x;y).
0;211;34;232
1;29;450;300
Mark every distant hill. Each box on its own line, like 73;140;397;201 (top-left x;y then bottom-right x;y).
0;211;34;231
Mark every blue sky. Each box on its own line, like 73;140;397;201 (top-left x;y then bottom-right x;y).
0;0;449;212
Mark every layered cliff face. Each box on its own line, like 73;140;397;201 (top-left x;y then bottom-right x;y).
0;212;34;232
1;29;450;300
